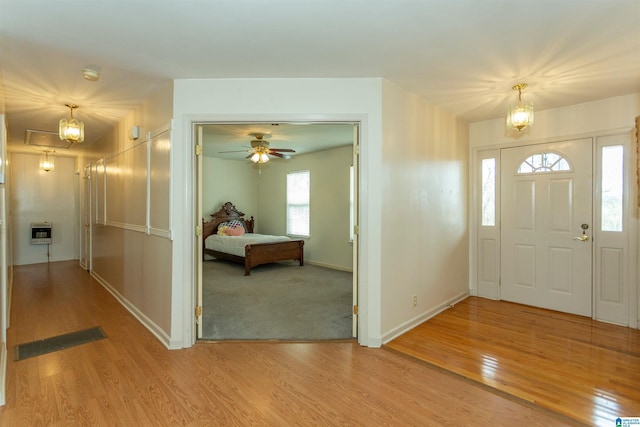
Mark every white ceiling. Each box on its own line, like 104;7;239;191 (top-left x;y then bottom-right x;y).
1;0;639;157
201;123;355;160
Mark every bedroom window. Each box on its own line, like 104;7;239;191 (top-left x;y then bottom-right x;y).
286;170;310;236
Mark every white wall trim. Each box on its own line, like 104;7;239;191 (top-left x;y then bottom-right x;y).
381;291;469;345
91;271;181;349
179;112;373;348
0;342;6;406
471;126;635;151
306;260;353;273
104;221;147;234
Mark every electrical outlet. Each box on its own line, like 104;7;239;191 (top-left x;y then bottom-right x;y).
413;295;417;307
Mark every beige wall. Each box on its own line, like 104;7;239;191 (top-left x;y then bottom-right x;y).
380;80;470;341
88;82;176;346
10;153;77;265
202;157;258;220
0;114;9;405
257;145;353;270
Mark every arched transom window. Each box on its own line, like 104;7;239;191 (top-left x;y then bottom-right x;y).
516;152;571;174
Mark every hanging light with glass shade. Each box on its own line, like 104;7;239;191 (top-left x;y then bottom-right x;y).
40;151;54;172
59;103;84;143
506;83;534;133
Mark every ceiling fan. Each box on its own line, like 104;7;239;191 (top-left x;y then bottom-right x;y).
220;132;295;164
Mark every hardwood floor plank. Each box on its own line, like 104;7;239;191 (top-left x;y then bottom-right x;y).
0;261;588;425
387;297;640;426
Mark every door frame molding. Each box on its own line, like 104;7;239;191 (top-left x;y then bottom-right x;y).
187;114;365;346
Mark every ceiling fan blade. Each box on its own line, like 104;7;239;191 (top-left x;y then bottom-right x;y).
270;152;284;158
269;148;295;153
245;154;253;159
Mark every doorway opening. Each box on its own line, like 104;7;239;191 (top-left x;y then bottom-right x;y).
194;122;360;341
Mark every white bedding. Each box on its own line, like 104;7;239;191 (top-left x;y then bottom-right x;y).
205;234;292;257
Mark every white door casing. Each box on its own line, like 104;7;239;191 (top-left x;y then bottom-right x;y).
195;125;204;339
476;149;500;299
80;165;92;271
352;124;359;337
500;139;593;317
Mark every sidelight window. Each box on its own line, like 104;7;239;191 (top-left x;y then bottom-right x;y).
601;145;623;232
481;158;496;226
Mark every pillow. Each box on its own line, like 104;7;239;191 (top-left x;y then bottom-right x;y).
216;222;229;235
226;219;245;236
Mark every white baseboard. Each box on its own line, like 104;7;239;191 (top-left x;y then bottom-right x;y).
306;260;353;272
91;272;180;349
0;342;6;406
381;291;469;345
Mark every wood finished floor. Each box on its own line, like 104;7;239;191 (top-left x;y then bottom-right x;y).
0;261;621;426
387;297;640;426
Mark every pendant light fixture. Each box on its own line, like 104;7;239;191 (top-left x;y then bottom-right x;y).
506;83;534;133
40;151;54;172
59;103;84;143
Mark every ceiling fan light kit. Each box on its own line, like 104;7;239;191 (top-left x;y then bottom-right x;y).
220;132;296;164
251;151;270;164
506;83;534;133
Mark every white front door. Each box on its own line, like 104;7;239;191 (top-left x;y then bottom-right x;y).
500;139;593;316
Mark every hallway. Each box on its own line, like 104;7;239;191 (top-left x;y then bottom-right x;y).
0;261;575;425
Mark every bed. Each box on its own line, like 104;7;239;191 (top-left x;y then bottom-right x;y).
202;202;304;275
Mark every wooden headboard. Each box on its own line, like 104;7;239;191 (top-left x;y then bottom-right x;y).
202;202;255;240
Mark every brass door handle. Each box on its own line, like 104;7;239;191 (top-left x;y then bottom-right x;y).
573;235;589;242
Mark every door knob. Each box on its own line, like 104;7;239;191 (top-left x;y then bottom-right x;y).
573;235;589;242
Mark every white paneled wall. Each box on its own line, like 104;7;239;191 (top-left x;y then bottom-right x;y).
10;153;77;265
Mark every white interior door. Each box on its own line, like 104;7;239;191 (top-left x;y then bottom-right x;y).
351;124;359;337
80;165;92;271
195;126;204;339
501;139;593;316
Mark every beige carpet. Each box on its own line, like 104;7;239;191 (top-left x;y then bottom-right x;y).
201;259;354;340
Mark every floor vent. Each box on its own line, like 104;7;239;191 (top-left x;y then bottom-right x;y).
14;327;106;361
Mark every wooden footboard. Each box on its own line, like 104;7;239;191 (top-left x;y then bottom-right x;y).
204;240;304;275
244;240;304;276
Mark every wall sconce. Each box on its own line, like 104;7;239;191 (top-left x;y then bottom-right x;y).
40;151;54;172
506;83;534;133
59;103;84;143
